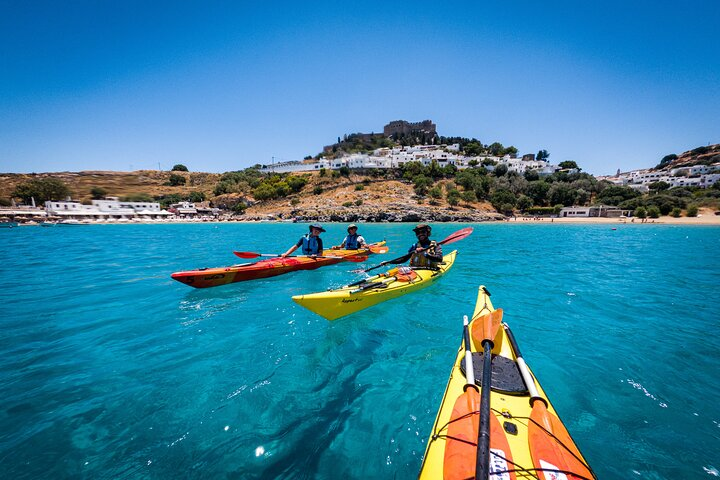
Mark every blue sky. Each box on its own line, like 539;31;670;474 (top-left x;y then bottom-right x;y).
1;1;718;175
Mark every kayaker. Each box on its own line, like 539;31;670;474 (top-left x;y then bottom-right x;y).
332;223;366;250
281;223;325;257
408;223;443;267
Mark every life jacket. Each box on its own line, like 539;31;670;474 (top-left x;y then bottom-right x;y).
409;240;438;267
301;234;320;254
345;233;360;250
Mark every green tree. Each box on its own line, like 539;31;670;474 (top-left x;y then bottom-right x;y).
253;183;276;201
446;189;461;206
168;174;186;186
413;175;432;195
648;181;670;193
558;160;579;170
634;206;648;219
274;181;291;198
647;205;661;218
493;164;508;177
287;175;308;193
171;164;188;172
536;149;549;161
12;178;70;204
597;186;641;206
319;168;326;177
90;186;107;200
488;142;505;156
516;195;533;212
524;169;540;181
460;190;477;204
670;207;682;217
490;189;516;211
428;186;443;199
464;141;484;156
188;191;206;202
656;154;677;169
526;181;550;206
548;183;577;206
313;186;323;195
339;166;351;177
686;205;698;217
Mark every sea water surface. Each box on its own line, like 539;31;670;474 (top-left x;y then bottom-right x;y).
1;223;718;479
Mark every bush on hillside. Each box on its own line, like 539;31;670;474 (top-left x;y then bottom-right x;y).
167;174;186;186
12;178;70;204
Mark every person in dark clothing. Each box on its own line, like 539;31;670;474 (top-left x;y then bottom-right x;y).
407;223;443;267
281;223;325;257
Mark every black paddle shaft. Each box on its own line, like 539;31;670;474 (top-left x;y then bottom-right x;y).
476;339;493;479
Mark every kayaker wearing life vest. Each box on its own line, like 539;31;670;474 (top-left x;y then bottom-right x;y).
332;223;366;250
408;223;443;268
281;223;325;257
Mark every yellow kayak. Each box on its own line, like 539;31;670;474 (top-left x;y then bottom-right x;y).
419;285;596;480
292;250;457;321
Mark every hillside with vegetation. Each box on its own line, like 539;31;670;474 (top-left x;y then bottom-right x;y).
654;143;720;170
2;145;719;221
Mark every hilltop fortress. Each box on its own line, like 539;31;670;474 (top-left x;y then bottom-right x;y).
383;119;437;137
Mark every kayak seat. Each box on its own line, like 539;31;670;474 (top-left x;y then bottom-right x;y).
459;352;528;395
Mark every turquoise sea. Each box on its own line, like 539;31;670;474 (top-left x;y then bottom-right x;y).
1;223;719;479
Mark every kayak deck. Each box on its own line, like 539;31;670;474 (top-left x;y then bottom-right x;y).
171;242;385;288
419;285;595;479
292;250;457;321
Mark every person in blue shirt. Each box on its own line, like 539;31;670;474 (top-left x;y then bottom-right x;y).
281;223;325;257
407;223;443;267
332;223;366;250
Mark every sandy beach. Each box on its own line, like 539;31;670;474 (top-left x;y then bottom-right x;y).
506;208;720;225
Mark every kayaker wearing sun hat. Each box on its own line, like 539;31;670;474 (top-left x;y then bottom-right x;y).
281;223;325;257
332;223;366;250
408;223;443;267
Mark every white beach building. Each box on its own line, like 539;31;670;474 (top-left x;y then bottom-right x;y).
45;197;172;221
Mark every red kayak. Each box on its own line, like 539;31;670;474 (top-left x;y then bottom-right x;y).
171;242;387;288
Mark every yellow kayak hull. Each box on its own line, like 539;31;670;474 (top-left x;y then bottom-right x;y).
419;285;595;479
292;250;457;321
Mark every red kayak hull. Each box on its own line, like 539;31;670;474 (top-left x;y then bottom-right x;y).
171;243;384;288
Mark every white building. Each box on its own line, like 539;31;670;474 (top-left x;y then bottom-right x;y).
45;197;172;221
259;144;560;175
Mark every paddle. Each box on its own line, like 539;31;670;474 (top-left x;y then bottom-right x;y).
367;243;389;254
442;310;505;480
232;251;367;262
353;227;473;274
503;324;595;480
472;309;503;480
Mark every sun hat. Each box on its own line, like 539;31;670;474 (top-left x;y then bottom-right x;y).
309;223;326;232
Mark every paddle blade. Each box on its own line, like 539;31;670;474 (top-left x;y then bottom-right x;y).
471;308;503;347
444;388;480;480
529;401;594;480
369;244;389;254
444;389;516;480
233;251;261;259
438;227;474;246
